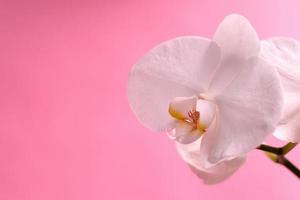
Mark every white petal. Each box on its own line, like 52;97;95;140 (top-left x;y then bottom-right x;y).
201;57;283;164
209;14;261;93
172;122;201;144
213;14;260;60
196;99;216;129
127;37;221;131
176;138;246;184
169;96;197;120
208;58;248;93
274;114;300;142
261;37;300;142
260;37;300;79
274;77;300;142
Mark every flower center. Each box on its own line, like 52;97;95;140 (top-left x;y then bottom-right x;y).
169;96;216;130
167;96;216;143
185;108;200;129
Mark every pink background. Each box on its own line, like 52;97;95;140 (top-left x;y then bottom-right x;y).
0;0;300;199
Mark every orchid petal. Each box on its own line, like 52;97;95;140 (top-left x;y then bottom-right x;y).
127;37;221;131
196;99;216;129
176;138;246;184
200;57;283;164
261;37;300;142
208;58;247;93
209;14;261;92
213;14;260;60
261;37;300;79
274;114;300;143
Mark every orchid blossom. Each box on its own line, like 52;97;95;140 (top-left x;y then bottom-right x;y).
261;37;300;143
126;14;298;183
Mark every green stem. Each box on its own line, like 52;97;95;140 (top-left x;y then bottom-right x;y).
256;143;300;179
281;142;298;155
277;155;300;179
257;142;298;155
256;144;282;154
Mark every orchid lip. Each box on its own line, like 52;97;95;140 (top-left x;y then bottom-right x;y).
168;96;217;143
169;105;205;132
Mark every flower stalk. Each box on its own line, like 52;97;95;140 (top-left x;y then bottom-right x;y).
257;143;300;179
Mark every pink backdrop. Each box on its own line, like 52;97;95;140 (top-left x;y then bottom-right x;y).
0;0;299;199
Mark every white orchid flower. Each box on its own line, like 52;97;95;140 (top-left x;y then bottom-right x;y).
127;14;283;183
261;37;300;142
